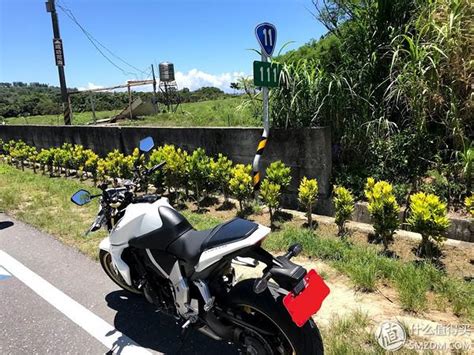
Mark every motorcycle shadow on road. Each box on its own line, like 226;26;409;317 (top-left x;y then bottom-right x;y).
105;290;239;355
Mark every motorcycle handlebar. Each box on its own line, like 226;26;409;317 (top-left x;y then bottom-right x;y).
145;161;166;176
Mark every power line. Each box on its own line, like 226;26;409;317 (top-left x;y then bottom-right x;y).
56;1;148;77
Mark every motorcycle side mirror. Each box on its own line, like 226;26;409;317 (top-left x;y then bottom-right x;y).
139;136;154;153
71;189;92;206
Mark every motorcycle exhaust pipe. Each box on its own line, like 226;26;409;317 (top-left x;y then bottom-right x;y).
197;325;222;341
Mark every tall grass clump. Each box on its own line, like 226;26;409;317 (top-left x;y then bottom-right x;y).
394;263;431;312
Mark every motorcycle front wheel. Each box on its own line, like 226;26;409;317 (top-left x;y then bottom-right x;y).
99;249;141;294
225;279;324;355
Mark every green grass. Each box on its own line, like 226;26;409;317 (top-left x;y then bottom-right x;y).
322;311;386;355
4;97;259;127
0;163;105;258
0;163;472;321
4;110;121;126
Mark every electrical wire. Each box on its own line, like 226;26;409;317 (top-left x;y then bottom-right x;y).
56;0;149;77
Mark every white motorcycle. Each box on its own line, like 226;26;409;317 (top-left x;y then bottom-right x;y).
71;137;329;354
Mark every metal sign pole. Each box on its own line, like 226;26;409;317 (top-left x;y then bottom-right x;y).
252;22;277;191
252;52;270;191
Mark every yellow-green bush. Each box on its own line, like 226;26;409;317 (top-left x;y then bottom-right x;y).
298;177;318;228
407;192;450;258
209;153;233;200
265;160;291;191
229;164;253;212
101;149;134;180
152;144;188;195
333;186;354;237
364;178;400;251
465;194;474;217
186;148;211;207
260;179;281;225
8;140;30;170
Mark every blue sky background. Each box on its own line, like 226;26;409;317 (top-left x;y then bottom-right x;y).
0;0;326;92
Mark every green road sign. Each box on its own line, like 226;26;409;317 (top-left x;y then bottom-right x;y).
253;61;282;88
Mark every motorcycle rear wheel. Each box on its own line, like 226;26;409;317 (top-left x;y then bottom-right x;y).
99;249;141;294
225;279;324;355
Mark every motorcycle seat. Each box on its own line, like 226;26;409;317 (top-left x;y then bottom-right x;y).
167;217;259;266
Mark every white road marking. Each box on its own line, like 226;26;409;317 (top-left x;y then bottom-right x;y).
0;250;156;355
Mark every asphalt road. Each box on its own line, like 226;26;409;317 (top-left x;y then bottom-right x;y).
0;213;238;355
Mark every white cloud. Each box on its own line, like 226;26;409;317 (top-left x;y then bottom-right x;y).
77;69;246;93
175;69;245;92
77;82;104;91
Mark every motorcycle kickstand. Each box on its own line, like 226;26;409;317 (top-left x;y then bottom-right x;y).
175;324;193;354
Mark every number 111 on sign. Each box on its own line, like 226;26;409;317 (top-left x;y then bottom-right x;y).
253;61;281;88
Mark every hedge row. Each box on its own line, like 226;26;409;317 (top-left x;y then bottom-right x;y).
1;139;471;261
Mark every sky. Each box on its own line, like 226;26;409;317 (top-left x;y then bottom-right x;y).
0;0;326;92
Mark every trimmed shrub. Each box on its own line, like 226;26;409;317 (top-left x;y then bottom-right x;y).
102;149;134;180
298;177;318;228
407;192;450;258
265;160;292;191
333;186;354;237
364;178;400;251
466;194;474;217
260;179;281;225
209;153;233;200
84;150;100;184
186;148;211;208
8;140;29;170
27;146;38;173
229;164;253;212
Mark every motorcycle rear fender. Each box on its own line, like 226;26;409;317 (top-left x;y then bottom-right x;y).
235;246;307;291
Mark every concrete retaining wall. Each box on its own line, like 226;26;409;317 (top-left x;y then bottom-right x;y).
0;125;332;211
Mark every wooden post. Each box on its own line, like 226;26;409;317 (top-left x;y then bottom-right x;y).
127;83;132;120
151;64;158;114
89;92;96;123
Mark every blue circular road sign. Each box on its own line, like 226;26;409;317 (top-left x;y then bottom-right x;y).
255;22;277;57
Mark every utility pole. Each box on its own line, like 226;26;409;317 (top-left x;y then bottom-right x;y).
46;0;72;125
151;64;158;114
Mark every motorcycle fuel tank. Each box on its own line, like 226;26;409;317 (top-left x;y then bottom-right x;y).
109;197;172;246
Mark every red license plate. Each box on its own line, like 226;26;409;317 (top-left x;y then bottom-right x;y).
282;269;330;327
